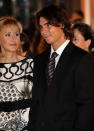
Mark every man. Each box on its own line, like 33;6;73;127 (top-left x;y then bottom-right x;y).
30;5;94;131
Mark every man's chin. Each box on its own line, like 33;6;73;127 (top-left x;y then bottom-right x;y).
45;39;52;44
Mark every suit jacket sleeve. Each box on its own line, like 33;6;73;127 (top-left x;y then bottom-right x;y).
74;55;94;131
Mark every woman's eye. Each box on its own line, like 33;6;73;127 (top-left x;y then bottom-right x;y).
15;33;19;37
73;38;78;41
5;33;10;37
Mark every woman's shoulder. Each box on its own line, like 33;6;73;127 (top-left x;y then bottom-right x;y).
18;55;33;63
25;57;34;63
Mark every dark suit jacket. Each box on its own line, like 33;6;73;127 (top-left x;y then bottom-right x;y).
29;41;94;131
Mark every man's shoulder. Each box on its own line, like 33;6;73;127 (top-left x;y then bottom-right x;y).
69;42;94;65
66;42;94;65
70;42;90;57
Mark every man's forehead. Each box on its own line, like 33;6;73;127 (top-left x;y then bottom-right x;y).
40;17;48;25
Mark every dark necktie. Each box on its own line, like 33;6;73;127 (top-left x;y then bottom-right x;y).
47;52;58;86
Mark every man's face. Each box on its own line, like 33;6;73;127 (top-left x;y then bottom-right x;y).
39;17;65;47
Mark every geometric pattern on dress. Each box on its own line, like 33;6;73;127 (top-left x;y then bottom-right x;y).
0;58;33;131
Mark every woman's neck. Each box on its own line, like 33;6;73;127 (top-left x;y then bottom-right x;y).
0;52;25;63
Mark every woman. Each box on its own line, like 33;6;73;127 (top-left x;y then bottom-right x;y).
0;16;33;131
72;22;93;54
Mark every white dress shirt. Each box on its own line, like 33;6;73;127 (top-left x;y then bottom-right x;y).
50;40;70;68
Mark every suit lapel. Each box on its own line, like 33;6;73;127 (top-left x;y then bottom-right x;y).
40;48;51;89
51;41;75;87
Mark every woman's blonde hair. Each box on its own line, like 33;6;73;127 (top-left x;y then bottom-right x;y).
0;16;22;33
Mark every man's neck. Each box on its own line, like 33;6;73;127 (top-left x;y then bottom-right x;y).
52;37;67;51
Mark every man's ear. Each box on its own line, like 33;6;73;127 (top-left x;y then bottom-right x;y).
59;24;64;29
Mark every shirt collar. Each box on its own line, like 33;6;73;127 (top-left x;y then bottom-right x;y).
51;40;70;57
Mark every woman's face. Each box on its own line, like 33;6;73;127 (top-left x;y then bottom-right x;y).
73;29;90;52
0;24;20;53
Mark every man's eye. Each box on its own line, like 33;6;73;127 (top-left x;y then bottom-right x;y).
39;25;42;30
46;23;51;27
46;23;50;26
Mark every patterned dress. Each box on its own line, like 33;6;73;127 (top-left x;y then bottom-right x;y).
0;58;33;131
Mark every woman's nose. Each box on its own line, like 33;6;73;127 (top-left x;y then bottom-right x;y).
11;35;15;40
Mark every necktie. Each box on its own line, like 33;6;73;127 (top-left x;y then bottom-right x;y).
47;52;58;86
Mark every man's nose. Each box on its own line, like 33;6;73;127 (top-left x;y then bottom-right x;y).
41;26;48;34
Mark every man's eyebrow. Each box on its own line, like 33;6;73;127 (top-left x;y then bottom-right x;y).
40;22;50;27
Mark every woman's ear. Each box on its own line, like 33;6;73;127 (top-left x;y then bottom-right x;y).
85;39;91;48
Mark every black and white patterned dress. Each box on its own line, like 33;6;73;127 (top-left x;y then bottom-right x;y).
0;58;33;131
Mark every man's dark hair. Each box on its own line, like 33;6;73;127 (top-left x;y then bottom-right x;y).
35;5;73;40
